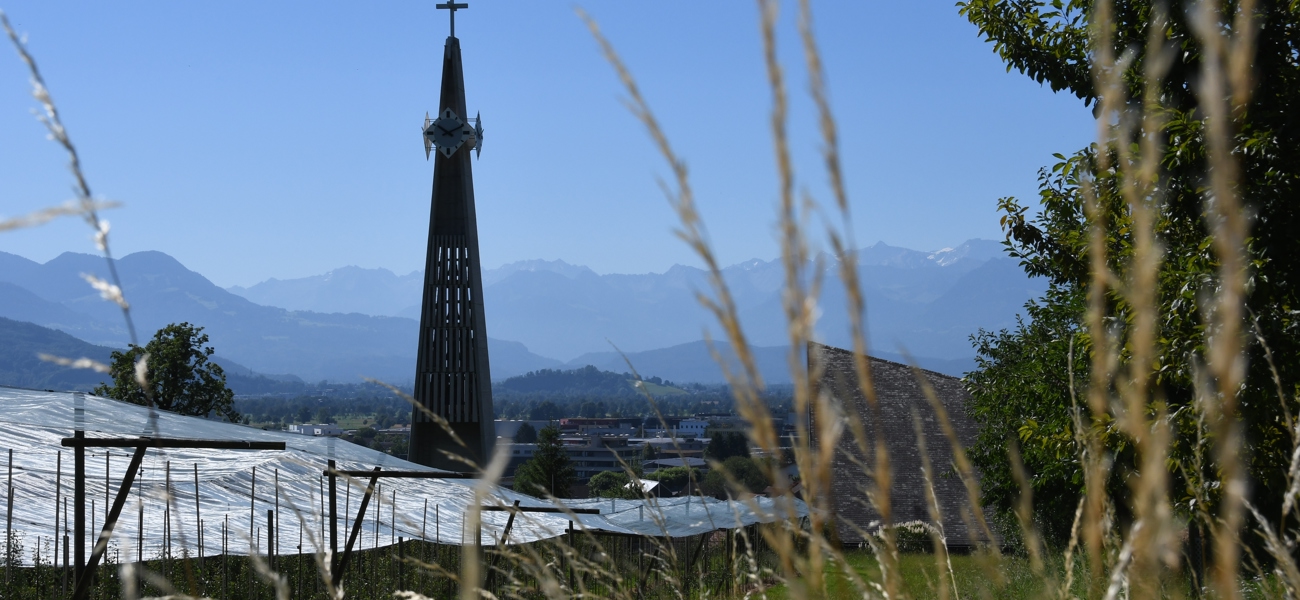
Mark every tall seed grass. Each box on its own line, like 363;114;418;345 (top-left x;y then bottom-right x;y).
3;1;1298;599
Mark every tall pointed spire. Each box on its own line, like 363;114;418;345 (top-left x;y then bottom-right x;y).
408;9;494;471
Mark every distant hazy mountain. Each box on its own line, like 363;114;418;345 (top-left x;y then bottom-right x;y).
0;238;1040;384
0;316;115;392
0;251;560;383
0;317;307;395
228;266;424;318
225;238;1036;363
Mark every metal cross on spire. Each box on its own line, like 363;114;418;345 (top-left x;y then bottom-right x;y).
436;2;468;37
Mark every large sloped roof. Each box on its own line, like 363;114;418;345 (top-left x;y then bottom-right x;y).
809;343;993;547
0;387;805;565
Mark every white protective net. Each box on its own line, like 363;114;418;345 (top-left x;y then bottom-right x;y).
0;386;806;565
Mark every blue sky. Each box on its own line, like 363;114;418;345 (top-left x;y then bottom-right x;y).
0;2;1094;288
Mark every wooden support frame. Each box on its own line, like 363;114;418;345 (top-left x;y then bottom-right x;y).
322;464;484;586
62;436;285;600
484;500;520;590
332;467;381;588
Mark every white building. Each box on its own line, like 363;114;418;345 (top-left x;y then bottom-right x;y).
288;423;343;437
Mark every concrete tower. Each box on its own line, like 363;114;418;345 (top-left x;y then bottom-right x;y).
408;2;494;471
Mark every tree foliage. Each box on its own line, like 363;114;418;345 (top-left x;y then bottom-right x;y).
514;422;538;443
512;425;575;498
588;470;641;499
645;466;697;490
960;0;1300;543
94;322;239;422
701;456;769;498
527;400;563;421
497;365;635;397
705;431;749;462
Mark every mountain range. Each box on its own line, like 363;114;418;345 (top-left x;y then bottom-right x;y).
0;239;1044;386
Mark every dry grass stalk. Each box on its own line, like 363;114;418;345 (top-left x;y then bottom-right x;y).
1108;6;1178;598
793;2;927;598
1188;1;1259;598
914;410;961;600
1007;440;1047;580
579;6;816;597
1082;0;1126;589
752;0;841;595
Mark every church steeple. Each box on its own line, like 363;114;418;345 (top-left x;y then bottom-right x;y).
408;3;495;471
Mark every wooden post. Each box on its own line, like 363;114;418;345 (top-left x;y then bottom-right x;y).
105;452;110;524
274;468;280;559
399;536;405;591
70;444;148;600
136;474;143;593
90;499;95;577
72;393;86;591
249;466;256;555
332;468;381;588
222;514;228;600
6;448;12;586
248;526;255;599
485;500;520;590
373;485;381;584
62;499;69;597
566;520;574;591
318;475;324;546
327;460;338;572
297;519;303;596
194;463;203;568
165;460;172;577
267;510;275;571
421;499;428;541
54;451;61;573
434;503;440;589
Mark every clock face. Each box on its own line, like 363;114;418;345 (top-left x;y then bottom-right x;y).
429;108;471;158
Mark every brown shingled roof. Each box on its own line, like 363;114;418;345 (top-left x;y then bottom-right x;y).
807;342;997;549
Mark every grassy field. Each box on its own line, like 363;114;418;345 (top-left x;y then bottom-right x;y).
764;552;1043;600
637;380;689;396
763;550;1289;600
763;550;1159;600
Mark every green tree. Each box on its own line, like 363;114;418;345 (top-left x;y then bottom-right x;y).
94;322;239;422
387;435;409;458
579;401;607;418
701;456;769;498
529;400;562;421
588;470;639;499
640;442;658;462
645;465;697;490
705;431;749;461
513;425;575;498
514;422;538;443
959;1;1300;542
